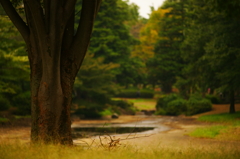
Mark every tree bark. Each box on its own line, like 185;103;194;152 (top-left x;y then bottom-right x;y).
1;0;102;144
229;90;235;114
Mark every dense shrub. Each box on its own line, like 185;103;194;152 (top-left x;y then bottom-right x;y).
166;99;187;115
12;91;31;115
155;93;212;116
74;101;105;119
116;88;154;98
0;95;11;111
109;100;133;109
205;94;221;104
155;94;186;116
73;99;138;118
110;100;137;115
156;94;181;110
186;94;212;116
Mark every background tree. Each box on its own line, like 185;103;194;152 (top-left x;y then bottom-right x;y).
180;0;240;113
0;0;102;144
149;0;185;93
89;0;139;87
0;12;30;114
72;53;119;118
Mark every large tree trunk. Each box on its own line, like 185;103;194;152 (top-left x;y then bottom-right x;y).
28;30;76;144
0;0;102;144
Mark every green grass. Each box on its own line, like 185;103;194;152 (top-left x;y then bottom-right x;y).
127;98;156;110
198;111;240;123
99;109;112;116
112;98;156;110
0;117;9;123
126;98;156;103
189;125;228;138
0;141;239;159
189;111;240;139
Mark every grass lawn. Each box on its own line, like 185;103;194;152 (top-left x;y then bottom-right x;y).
189;111;240;140
113;98;157;110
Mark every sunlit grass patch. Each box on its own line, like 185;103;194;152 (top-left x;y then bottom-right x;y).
126;98;156;103
190;111;240;140
198;111;240;123
127;98;156;110
189;125;228;138
112;98;156;110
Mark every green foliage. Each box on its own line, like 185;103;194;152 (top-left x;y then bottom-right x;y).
109;100;133;109
99;109;113;116
156;94;181;110
73;100;105;119
186;94;212;115
156;94;187;115
166;99;187;116
0;95;11;111
0;15;30;114
116;88;154;98
0;16;25;54
147;0;185;93
12;91;31;115
88;0;141;87
156;93;212;116
109;99;137;115
73;53;119;117
205;94;221;104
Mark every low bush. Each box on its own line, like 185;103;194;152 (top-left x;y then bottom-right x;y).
205;94;221;104
166;99;187;116
109;100;133;109
156;94;181;110
73;99;138;118
186;94;212;116
0;95;11;111
156;93;212;116
74;106;102;119
155;94;187;116
110;100;137;115
116;88;154;98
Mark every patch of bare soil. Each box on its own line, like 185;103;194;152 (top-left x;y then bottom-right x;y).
121;104;240;150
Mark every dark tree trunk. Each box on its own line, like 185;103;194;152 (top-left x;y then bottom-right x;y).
229;90;235;114
0;0;102;144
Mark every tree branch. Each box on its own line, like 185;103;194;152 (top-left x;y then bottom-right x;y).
24;0;45;35
71;0;102;70
63;0;76;23
43;0;50;33
0;0;30;43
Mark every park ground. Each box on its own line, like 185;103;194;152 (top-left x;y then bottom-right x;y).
0;102;240;153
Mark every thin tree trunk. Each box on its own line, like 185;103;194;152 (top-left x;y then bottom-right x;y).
229;90;235;114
